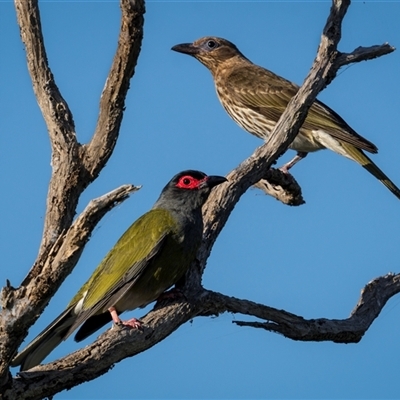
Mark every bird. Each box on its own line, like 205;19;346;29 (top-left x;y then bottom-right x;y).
11;170;227;371
171;36;400;199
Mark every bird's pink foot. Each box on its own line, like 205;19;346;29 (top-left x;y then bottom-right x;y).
121;318;143;330
108;306;143;330
279;165;291;174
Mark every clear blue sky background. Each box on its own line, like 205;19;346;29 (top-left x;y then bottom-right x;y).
1;1;400;399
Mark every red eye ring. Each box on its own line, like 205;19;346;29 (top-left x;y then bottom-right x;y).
176;175;206;190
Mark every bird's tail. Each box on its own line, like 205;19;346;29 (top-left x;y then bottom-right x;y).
342;142;400;200
11;307;76;371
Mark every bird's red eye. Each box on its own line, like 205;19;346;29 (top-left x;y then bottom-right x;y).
176;175;205;189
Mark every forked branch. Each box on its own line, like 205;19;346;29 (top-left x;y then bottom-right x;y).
0;0;145;389
2;0;398;398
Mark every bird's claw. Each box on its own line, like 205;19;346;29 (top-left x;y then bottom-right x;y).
278;165;292;175
115;317;144;331
122;317;143;330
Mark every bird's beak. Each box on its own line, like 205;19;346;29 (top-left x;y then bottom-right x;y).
171;43;199;56
203;175;227;189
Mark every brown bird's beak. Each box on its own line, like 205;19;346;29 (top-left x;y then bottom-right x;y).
171;43;199;56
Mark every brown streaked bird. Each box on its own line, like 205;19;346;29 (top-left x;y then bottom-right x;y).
172;36;400;200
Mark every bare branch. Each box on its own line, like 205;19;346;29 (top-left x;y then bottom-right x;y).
4;301;197;400
2;0;145;386
253;169;305;206
81;0;145;179
13;0;77;148
14;0;80;257
14;0;145;267
4;272;400;399
200;273;400;343
336;43;395;67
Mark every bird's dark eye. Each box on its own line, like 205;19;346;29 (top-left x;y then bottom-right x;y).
207;40;217;49
183;178;191;185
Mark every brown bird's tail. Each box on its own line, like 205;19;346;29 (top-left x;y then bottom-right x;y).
342;142;400;200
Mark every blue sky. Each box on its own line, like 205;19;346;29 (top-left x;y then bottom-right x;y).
1;1;400;399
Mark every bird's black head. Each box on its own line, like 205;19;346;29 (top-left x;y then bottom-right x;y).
154;170;227;212
172;37;245;71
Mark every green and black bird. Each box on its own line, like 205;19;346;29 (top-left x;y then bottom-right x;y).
12;170;226;371
172;36;400;199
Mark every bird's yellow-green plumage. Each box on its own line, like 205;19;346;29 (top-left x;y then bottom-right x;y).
11;170;227;371
64;208;192;337
70;209;180;310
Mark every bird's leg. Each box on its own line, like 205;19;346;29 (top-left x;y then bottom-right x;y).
108;306;142;329
280;152;308;173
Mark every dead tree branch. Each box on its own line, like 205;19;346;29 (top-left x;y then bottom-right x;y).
2;0;398;398
200;273;400;342
0;0;144;389
5;272;400;400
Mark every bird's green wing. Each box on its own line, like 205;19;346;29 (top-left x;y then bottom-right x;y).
68;209;177;318
225;65;377;153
